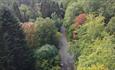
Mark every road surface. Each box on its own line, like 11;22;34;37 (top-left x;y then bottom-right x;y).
59;26;74;70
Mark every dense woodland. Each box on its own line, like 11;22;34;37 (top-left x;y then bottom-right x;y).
0;0;115;70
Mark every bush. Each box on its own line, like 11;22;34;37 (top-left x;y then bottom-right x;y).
0;7;34;70
34;44;61;70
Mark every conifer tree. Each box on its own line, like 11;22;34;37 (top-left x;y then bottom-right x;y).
0;7;34;70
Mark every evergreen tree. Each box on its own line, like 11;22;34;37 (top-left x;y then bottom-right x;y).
0;7;34;70
13;2;22;22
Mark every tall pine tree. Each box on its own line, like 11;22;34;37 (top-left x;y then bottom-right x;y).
0;7;34;70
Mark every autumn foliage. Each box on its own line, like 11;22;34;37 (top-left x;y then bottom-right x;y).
72;13;87;39
74;13;87;28
20;22;36;48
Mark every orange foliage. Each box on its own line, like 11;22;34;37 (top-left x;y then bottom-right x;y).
72;13;87;39
21;22;36;33
74;13;87;28
20;22;36;48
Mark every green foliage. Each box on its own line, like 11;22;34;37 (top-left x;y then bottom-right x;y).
58;0;72;9
69;14;115;70
64;2;78;28
106;17;115;34
51;13;63;31
35;44;58;59
77;15;109;52
19;4;31;14
65;0;115;23
34;44;61;70
13;2;22;22
64;2;84;40
0;0;115;70
77;38;115;70
35;17;59;47
19;4;32;22
77;0;115;21
0;0;16;8
69;15;108;60
78;63;109;70
41;0;63;18
0;7;34;70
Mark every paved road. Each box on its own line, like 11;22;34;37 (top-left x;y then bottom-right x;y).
59;26;74;70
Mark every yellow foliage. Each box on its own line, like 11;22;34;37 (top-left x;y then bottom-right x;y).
77;64;109;70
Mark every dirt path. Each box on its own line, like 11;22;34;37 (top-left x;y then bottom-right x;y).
59;26;74;70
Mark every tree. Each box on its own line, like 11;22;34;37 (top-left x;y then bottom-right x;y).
77;64;109;70
0;0;16;8
58;0;75;9
35;17;59;48
0;7;34;70
76;15;108;52
21;22;36;48
64;2;79;28
69;14;115;70
77;38;115;70
51;13;63;31
34;44;60;70
77;0;115;22
19;4;32;22
13;2;22;22
40;0;64;18
64;0;115;23
106;17;115;34
63;2;84;40
40;0;53;17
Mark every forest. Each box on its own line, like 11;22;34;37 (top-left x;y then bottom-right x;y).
0;0;115;70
